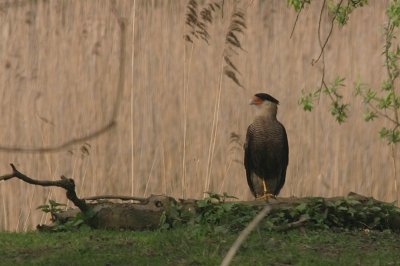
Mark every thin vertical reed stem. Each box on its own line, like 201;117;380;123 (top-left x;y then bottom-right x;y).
391;144;398;202
130;0;136;197
162;142;167;195
143;148;158;197
23;186;37;232
205;58;224;196
15;199;23;231
1;185;8;230
40;163;59;226
35;116;56;226
182;43;194;199
219;158;233;194
78;156;90;198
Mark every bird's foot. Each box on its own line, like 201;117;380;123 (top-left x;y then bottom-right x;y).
255;193;274;200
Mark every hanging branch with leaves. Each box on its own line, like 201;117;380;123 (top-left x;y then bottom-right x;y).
289;0;367;124
288;0;399;202
355;1;400;144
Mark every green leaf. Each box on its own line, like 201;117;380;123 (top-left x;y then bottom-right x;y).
298;89;319;111
382;79;392;91
287;0;311;12
49;200;67;208
334;201;343;207
369;206;382;212
222;192;238;200
363;108;378;122
330;102;349;124
334;76;346;87
294;203;307;212
345;200;361;205
354;76;363;96
365;88;377;103
197;198;211;208
379;127;400;144
348;207;356;216
392;208;400;213
377;91;393;108
159;211;167;227
329;214;339;224
72;219;84;227
325;201;335;207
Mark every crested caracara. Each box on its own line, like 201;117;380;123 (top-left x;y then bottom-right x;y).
244;93;289;199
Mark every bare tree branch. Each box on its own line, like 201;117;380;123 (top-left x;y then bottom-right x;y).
313;0;344;65
0;164;89;212
290;1;306;39
0;122;115;153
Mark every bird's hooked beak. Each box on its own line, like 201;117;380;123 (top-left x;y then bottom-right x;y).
249;99;255;105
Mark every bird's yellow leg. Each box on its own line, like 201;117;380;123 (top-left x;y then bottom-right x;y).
255;180;274;200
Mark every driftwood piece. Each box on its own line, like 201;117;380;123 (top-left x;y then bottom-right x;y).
2;164;400;230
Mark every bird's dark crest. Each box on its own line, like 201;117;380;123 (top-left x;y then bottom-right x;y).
254;93;280;105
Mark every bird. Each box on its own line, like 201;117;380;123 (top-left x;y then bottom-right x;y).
244;93;289;200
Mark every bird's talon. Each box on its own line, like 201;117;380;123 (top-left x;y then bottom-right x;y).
255;193;274;200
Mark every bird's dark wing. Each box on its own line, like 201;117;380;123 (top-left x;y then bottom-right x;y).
276;123;289;193
244;125;257;197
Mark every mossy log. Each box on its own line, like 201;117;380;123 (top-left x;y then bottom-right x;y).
52;195;178;230
1;164;399;231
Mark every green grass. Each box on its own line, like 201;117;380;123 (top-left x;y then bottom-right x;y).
0;226;399;266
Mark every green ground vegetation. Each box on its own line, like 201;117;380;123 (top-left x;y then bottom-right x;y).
0;226;399;266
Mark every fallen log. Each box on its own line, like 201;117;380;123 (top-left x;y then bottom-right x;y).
1;164;399;231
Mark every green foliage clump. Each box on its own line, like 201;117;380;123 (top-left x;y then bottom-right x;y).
192;192;259;237
299;77;349;123
160;192;400;238
327;0;368;25
286;0;311;12
37;199;66;222
159;192;261;239
264;197;400;231
37;199;94;232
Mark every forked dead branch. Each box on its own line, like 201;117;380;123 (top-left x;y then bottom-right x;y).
0;164;89;213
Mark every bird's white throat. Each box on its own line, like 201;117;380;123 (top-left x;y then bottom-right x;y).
254;101;278;118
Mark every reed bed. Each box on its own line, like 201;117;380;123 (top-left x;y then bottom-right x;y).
0;0;398;231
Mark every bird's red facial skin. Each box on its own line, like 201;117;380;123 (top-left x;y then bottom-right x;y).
253;96;264;105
